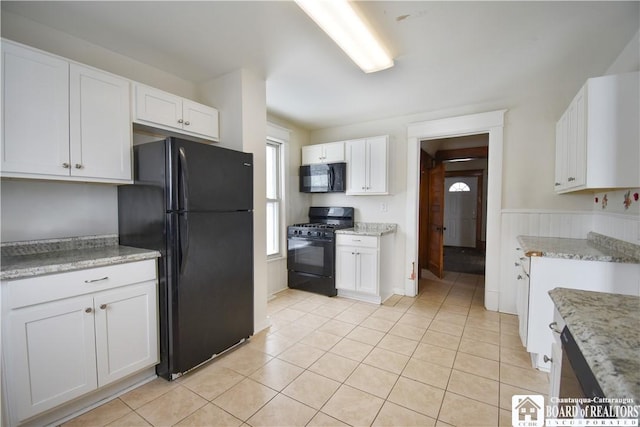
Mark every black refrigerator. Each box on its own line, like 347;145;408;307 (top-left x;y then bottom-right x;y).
118;137;253;380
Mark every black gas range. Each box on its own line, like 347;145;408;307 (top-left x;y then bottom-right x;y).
287;207;354;296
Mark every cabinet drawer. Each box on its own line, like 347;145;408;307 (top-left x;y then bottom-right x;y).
5;260;156;309
336;235;378;248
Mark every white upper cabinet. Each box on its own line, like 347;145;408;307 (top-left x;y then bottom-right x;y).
555;72;639;193
1;41;70;177
346;135;389;195
301;141;345;165
1;40;132;183
70;64;131;181
133;83;219;141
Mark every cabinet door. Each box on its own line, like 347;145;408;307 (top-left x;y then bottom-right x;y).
7;295;97;422
335;246;357;290
572;89;587;188
323;142;345;163
1;41;70;177
346;139;367;193
356;248;379;295
134;84;183;130
94;281;158;386
549;341;562;401
366;136;388;194
301;145;324;165
554;115;567;191
70;64;132;181
183;99;219;140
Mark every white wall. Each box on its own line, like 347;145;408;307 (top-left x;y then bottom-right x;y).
0;180;118;241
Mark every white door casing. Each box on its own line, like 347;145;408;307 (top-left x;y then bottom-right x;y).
405;110;505;310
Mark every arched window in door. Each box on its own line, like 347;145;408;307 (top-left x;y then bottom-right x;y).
448;182;471;192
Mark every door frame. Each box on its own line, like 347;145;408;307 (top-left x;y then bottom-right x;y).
405;110;505;311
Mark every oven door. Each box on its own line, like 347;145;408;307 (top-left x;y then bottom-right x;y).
287;236;334;277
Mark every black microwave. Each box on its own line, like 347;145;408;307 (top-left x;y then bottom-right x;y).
300;162;346;193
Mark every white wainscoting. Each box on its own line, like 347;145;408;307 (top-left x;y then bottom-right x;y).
499;209;639;314
267;257;288;297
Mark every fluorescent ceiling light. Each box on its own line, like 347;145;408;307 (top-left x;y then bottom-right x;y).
295;0;394;73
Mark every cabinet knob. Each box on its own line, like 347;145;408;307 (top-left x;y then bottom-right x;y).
568;177;576;182
543;355;553;363
554;182;561;186
75;164;83;169
85;307;93;313
514;262;520;267
177;119;184;124
184;121;190;126
62;163;70;169
100;304;107;310
517;275;523;280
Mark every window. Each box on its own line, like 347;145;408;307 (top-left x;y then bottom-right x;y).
448;181;471;192
266;140;282;257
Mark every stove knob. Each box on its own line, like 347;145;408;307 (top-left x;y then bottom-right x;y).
307;231;312;236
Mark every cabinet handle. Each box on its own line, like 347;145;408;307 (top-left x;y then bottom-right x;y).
178;119;184;124
543;355;553;363
517;275;523;280
100;304;107;310
554;182;561;186
84;276;109;284
568;177;576;182
62;163;70;169
514;262;520;267
362;186;366;190
184;121;190;126
548;322;561;334
85;307;92;313
75;164;83;169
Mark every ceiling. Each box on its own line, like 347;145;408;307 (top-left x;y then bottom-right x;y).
2;1;638;130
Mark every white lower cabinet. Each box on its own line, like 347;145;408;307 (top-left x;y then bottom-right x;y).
335;234;393;304
2;260;158;425
521;256;639;371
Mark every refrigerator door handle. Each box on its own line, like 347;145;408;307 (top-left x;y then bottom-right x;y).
178;212;190;274
178;146;190;211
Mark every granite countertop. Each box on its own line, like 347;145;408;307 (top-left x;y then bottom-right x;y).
336;222;397;236
549;288;640;402
517;232;640;263
1;235;160;281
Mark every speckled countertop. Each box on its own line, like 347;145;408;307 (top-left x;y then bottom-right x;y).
549;288;640;401
1;235;160;281
517;232;640;263
336;222;397;236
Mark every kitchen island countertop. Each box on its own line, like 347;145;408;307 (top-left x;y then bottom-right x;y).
1;235;160;281
336;222;397;236
549;288;640;402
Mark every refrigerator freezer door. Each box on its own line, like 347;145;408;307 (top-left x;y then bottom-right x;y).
169;210;254;375
170;138;253;212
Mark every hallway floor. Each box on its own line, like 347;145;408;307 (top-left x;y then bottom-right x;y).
63;272;548;426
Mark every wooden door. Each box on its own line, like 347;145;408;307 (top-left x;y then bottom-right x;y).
418;150;430;276
427;163;445;278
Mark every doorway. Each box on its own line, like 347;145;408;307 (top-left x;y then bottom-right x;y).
405;110;505;311
419;138;488;278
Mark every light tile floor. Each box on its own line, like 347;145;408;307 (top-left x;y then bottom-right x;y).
63;272;549;426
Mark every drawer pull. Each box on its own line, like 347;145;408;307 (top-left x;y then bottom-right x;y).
543;355;553;363
100;304;107;310
549;322;561;334
84;276;109;284
85;307;92;313
352;239;362;242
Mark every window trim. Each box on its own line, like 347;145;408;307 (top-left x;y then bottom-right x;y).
266;139;283;258
266;122;290;260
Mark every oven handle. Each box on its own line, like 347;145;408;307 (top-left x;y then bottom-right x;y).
287;236;333;243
